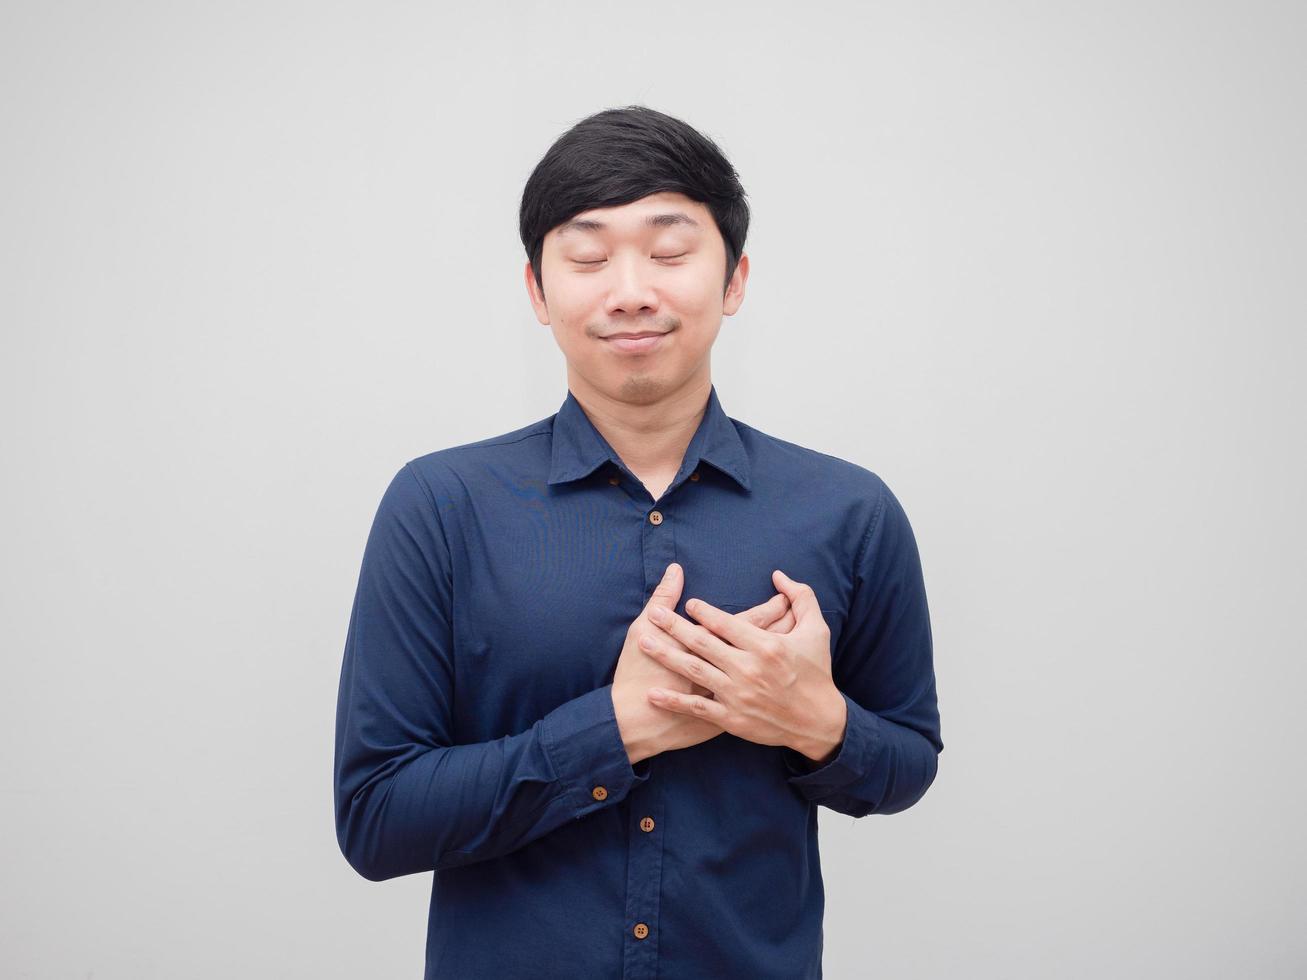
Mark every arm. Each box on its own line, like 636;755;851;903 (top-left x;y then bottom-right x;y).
780;476;943;816
333;463;649;882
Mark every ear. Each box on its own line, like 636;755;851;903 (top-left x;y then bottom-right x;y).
524;258;550;325
722;252;749;316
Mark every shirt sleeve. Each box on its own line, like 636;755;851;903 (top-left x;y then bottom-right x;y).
333;462;650;882
779;475;943;817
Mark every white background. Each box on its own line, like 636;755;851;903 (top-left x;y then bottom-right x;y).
2;1;1304;977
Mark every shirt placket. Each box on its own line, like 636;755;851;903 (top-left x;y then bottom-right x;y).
622;761;666;978
615;464;692;979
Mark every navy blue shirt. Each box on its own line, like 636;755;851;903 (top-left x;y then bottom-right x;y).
334;383;942;979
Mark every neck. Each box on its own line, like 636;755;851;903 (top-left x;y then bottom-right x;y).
566;370;712;477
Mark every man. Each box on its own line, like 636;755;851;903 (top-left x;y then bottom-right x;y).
334;105;943;979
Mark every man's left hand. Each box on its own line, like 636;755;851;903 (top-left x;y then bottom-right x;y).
641;569;848;764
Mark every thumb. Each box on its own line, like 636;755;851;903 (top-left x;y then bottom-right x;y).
772;568;820;623
647;561;683;611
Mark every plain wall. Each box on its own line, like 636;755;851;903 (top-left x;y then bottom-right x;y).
2;1;1303;977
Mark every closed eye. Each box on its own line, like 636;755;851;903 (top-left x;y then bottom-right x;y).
572;253;688;265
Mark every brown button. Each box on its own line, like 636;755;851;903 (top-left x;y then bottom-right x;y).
591;785;608;801
640;816;655;832
690;471;700;482
608;475;620;485
649;510;663;525
633;922;649;940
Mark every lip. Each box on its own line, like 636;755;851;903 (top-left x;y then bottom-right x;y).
601;331;668;354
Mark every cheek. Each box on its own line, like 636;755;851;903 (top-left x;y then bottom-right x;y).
667;286;723;342
541;271;596;318
552;320;595;365
547;297;594;343
666;271;723;317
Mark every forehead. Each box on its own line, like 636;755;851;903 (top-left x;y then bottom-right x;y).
551;192;710;241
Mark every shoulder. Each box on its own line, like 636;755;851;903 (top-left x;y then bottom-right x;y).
733;416;891;508
401;415;554;500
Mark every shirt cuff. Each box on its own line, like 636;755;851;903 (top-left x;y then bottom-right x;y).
781;690;883;798
540;683;652;820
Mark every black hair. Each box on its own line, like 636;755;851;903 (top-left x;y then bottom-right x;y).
519;105;750;299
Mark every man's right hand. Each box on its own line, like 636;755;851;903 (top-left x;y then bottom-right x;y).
612;562;796;765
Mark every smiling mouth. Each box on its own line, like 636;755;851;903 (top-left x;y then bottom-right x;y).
601;331;669;353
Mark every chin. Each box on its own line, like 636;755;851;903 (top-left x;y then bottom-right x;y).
614;375;674;402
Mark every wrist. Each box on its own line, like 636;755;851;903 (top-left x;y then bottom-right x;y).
792;686;847;764
611;686;659;765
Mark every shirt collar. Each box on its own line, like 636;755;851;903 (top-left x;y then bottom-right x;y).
547;383;752;492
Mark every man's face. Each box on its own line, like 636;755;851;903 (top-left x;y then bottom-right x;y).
525;190;748;405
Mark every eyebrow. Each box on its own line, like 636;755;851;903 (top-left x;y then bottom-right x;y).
556;212;701;237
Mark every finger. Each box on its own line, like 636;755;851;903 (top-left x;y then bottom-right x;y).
681;596;773;654
647;604;739;674
771;569;823;626
646;687;730;725
737;592;790;629
645;562;684;616
767;608;797;634
639;633;731;694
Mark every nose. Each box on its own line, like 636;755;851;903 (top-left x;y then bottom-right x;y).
604;253;660;318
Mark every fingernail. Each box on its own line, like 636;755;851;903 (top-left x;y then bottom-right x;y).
649;606;668;624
